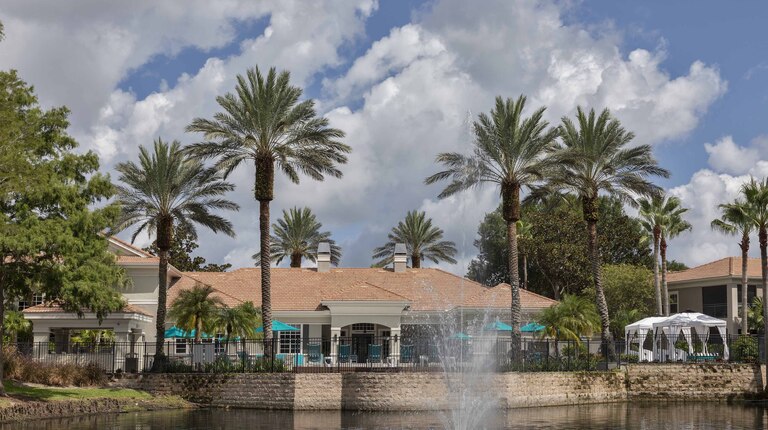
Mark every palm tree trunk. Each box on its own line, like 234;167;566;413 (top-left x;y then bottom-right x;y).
152;217;172;372
411;254;421;269
583;198;611;346
502;184;522;360
195;316;202;343
290;253;301;268
760;226;768;363
660;235;669;316
741;233;750;334
259;199;273;342
0;273;6;396
653;228;662;315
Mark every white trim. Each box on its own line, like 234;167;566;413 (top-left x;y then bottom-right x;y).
108;237;150;257
127;299;158;305
24;312;152;323
321;300;409;306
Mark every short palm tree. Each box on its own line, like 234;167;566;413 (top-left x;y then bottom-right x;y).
185;66;349;340
712;199;753;333
214;302;261;353
3;310;30;344
545;107;669;346
639;194;688;315
537;295;600;343
168;283;225;343
425;95;559;353
252;207;341;268
114;139;238;367
660;212;691;315
732;178;768;352
372;210;457;268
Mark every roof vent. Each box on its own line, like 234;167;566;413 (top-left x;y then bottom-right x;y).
317;242;331;273
393;243;407;273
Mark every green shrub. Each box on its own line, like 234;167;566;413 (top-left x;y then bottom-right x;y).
561;343;588;358
731;336;758;363
620;354;639;363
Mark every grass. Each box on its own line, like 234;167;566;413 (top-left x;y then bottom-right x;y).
2;381;152;402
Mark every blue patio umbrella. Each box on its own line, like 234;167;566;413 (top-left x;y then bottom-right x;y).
521;322;545;333
255;320;300;333
483;321;513;331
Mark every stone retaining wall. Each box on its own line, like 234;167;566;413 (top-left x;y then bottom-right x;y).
136;364;766;411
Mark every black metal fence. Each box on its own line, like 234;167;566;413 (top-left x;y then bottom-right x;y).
9;334;763;374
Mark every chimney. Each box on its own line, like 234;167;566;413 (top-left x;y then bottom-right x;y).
393;243;407;273
317;242;331;273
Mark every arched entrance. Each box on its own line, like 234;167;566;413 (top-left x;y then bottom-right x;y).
340;323;391;362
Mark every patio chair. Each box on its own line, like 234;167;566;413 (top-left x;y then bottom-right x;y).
368;344;382;364
307;343;322;365
338;344;353;364
400;344;414;364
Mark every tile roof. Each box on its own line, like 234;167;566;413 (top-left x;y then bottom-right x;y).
108;236;155;258
667;257;763;283
22;302;151;317
169;267;558;312
116;255;160;264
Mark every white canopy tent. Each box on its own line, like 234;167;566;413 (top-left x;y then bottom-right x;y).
651;312;728;362
624;316;668;362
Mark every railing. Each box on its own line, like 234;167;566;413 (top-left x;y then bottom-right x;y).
9;334;763;375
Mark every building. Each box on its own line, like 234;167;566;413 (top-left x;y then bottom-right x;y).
22;238;556;368
667;256;762;335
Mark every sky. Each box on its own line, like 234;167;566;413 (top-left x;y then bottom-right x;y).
1;1;767;275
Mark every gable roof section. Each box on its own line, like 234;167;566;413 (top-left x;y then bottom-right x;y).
108;236;155;258
169;267;557;312
667;257;763;283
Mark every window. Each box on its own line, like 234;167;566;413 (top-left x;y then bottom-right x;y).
669;292;679;314
175;338;188;354
279;324;301;354
18;293;44;311
352;323;374;332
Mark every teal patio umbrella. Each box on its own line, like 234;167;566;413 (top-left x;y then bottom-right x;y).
164;326;216;339
451;332;472;340
521;322;545;333
255;320;300;333
483;321;513;331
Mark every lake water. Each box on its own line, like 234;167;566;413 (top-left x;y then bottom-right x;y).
6;403;768;429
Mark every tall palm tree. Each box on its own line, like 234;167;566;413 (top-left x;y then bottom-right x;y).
185;66;349;340
660;211;691;315
425;95;559;354
712;199;753;333
168;283;225;343
252;207;341;268
639;194;688;315
114;139;238;368
731;178;768;355
372;210;458;268
544;107;669;346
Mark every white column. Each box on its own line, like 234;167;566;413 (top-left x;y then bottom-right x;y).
330;327;341;364
389;327;401;365
32;331;49;359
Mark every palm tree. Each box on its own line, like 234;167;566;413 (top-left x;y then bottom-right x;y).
252;207;341;268
516;220;533;290
372;210;458;268
114;139;238;368
732;178;768;355
639;194;689;315
214;302;261;354
3;310;30;344
537;295;600;343
425;95;559;353
544;107;669;346
168;283;225;343
185;66;349;340
712;199;753;333
660;212;691;315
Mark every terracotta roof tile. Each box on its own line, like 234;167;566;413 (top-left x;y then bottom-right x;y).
116;255;160;264
23;302;151;317
169;267;558;312
667;257;763;283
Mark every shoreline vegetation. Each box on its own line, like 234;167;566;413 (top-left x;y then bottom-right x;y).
0;381;193;423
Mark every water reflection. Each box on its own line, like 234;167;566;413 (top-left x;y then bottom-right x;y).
4;403;768;429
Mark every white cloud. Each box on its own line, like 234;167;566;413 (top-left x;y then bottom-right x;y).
705;135;768;175
0;0;729;275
